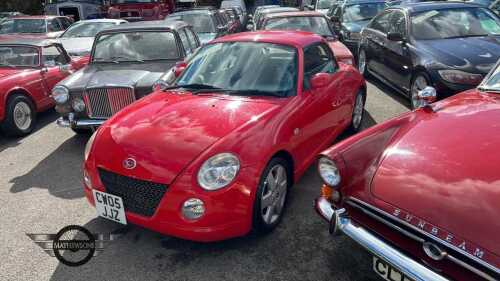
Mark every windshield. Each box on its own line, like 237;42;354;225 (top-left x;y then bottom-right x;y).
481;62;500;91
0;19;46;34
61;22;116;38
169;14;216;33
317;0;335;9
93;31;179;62
411;8;500;40
344;3;387;22
177;42;298;97
264;16;334;37
111;0;159;3
0;46;39;67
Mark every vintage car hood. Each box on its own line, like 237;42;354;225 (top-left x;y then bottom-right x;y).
58;37;94;55
414;36;500;74
94;92;281;184
371;91;500;257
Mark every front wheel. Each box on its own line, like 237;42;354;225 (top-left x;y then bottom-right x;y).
253;157;290;234
348;91;366;133
0;94;36;137
357;48;369;77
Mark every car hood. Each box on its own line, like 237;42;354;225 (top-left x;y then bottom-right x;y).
94;92;281;184
414;36;500;74
371;91;500;257
58;37;94;55
197;33;217;45
342;20;370;33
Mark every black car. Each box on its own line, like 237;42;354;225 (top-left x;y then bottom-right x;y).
54;20;200;133
327;0;387;53
166;8;229;45
358;2;500;109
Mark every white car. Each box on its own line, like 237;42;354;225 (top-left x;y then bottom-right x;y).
58;19;127;57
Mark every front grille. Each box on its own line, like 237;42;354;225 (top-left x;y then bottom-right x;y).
83;87;135;118
120;11;141;17
98;169;168;217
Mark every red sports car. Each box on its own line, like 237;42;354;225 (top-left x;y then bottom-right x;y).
0;39;88;136
315;61;500;280
83;31;366;242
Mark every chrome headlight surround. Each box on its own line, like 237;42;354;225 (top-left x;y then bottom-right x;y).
52;86;70;104
318;157;341;187
197;153;240;191
84;131;97;162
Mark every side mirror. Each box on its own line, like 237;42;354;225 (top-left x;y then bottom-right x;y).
387;32;404;42
417;86;437;108
246;23;254;30
174;61;187;77
310;73;331;89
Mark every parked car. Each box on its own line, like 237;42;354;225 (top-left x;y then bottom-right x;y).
358;2;500;109
220;8;242;33
82;30;367;242
259;11;355;65
221;0;247;25
0;39;88;136
313;0;338;14
107;0;175;21
315;59;500;281
0;16;72;39
248;6;299;30
54;20;200;133
43;0;107;22
167;8;228;45
327;0;387;54
58;19;127;57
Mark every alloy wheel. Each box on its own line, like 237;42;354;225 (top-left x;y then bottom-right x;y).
352;93;364;130
13;101;32;131
260;164;288;225
358;49;366;74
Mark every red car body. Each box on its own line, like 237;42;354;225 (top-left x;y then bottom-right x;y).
0;39;88;135
83;31;366;242
107;0;175;21
315;86;500;280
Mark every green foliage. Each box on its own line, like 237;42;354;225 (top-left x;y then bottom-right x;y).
0;0;43;15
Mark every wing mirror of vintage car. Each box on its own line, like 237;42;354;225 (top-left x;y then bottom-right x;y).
387;32;404;42
174;61;187;77
310;73;331;89
417;86;437;108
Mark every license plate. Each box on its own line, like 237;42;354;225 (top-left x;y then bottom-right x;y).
92;190;127;225
373;256;414;281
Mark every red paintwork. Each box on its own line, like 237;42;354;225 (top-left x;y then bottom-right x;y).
319;89;500;280
0;46;88;122
84;31;366;242
107;0;175;21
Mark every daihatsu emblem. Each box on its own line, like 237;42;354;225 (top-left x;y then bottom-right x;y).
123;158;136;170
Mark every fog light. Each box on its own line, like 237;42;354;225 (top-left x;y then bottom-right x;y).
72;98;86;112
182;198;205;220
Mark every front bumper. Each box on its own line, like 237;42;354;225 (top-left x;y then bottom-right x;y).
315;197;450;281
56;117;105;128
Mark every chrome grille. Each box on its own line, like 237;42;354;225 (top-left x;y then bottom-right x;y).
83;87;135;118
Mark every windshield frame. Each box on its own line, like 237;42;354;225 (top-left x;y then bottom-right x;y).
263;15;335;37
90;29;182;63
0;44;41;68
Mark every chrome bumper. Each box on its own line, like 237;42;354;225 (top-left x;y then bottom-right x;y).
315;198;450;281
56;117;105;128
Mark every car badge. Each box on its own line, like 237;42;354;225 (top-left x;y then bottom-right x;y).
123;158;137;170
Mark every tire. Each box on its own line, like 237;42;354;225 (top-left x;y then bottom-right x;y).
71;127;92;135
347;90;366;133
0;94;36;137
410;72;431;110
357;47;370;78
252;157;291;234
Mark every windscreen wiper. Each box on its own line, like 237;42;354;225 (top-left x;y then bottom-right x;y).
164;84;228;92
225;89;284;98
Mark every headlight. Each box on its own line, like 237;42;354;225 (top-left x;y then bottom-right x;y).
72;98;85;112
197;153;240;191
318;157;341;187
84;131;97;162
52;86;69;104
438;70;483;85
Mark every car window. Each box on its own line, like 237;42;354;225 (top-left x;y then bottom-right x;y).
42;45;68;66
186;28;199;49
0;46;39;67
389;10;406;35
169;14;217;33
369;10;392;33
343;3;387;23
48;19;63;32
303;43;336;88
264;16;334;37
178;29;192;55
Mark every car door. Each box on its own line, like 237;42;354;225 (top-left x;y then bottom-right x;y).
40;45;71;105
363;10;392;77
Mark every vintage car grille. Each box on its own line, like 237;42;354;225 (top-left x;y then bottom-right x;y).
346;198;499;281
98;169;168;217
83;87;135;119
120;10;141;17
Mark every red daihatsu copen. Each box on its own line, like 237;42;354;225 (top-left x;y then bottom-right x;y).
83;31;366;242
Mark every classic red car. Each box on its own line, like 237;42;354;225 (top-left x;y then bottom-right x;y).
315;61;500;280
0;39;88;136
0;16;72;39
107;0;175;21
83;31;366;242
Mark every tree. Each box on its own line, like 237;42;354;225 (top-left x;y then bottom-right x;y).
0;0;43;15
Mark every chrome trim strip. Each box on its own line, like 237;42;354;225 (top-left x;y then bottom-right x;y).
55;117;104;128
334;208;450;281
348;197;499;279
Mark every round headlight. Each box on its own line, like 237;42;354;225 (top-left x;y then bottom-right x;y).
318;157;341;187
52;86;69;104
72;98;85;112
182;198;205;220
84;131;97;161
197;153;240;191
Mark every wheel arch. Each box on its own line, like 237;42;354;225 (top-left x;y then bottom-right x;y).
269;150;295;185
5;88;37;111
